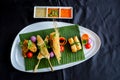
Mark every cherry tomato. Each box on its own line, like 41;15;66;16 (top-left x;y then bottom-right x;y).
27;52;33;58
60;46;64;52
85;43;91;49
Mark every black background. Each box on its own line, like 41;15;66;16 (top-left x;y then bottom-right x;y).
0;0;120;80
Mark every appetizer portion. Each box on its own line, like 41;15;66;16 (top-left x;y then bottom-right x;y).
37;35;50;59
68;36;82;53
50;32;61;64
81;33;92;49
68;38;77;53
34;35;53;72
73;36;82;50
20;39;37;58
19;24;85;72
49;21;61;64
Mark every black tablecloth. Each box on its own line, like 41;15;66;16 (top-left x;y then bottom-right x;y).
1;0;120;80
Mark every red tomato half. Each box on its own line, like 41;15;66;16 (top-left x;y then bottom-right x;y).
27;52;33;58
60;46;64;52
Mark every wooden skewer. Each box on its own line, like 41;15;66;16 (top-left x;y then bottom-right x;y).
34;58;54;72
53;19;58;32
34;59;41;72
48;59;54;72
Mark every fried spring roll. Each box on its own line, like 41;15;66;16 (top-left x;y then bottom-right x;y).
68;38;77;53
50;32;61;64
73;36;82;50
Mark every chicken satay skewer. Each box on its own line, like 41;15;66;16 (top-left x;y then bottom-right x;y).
49;21;61;64
34;35;46;72
34;35;53;72
44;36;54;71
34;53;54;72
47;58;54;71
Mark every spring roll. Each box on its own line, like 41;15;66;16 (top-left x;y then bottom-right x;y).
68;38;77;53
73;36;82;50
50;32;61;64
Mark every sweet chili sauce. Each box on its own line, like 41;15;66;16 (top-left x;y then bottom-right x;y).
60;8;72;18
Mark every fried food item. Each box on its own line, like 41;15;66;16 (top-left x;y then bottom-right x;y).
68;38;77;53
21;40;29;57
37;53;44;60
21;39;37;57
28;41;37;53
50;32;61;64
34;35;53;72
37;35;50;59
73;36;82;50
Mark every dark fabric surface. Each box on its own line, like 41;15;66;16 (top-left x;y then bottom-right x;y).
0;0;120;80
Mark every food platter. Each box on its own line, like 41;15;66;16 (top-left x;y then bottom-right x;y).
10;21;101;72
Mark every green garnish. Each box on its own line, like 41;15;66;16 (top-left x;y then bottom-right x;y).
75;42;80;46
70;42;80;46
82;40;87;44
53;33;56;37
44;41;50;48
38;46;41;50
28;40;32;49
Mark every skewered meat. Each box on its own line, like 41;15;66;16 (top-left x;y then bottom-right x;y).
50;32;61;64
34;35;53;72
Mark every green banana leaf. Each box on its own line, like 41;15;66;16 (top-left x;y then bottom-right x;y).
19;24;85;70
